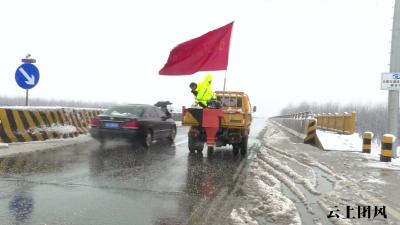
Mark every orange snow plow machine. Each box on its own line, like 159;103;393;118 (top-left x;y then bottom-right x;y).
182;91;255;156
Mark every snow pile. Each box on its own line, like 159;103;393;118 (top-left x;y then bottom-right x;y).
229;148;302;225
31;124;77;134
0;143;8;148
317;130;362;152
229;208;259;225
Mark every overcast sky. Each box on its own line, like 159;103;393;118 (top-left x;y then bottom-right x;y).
0;0;395;117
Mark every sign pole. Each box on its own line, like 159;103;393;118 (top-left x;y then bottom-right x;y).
25;90;29;106
389;0;400;158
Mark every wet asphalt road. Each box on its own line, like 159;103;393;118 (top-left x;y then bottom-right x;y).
0;118;266;225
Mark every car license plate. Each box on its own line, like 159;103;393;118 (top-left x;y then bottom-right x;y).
104;122;119;129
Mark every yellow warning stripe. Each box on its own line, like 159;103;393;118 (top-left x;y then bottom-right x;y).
383;135;393;143
64;111;79;136
64;111;74;125
45;111;61;137
70;112;85;134
11;110;32;142
89;111;94;119
52;111;61;125
59;110;68;124
45;111;55;125
0;109;18;142
362;144;371;149
382;149;392;157
23;111;44;141
307;125;317;133
33;111;54;139
304;133;316;142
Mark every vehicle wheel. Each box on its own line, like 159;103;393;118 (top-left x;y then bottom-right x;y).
168;126;177;144
196;142;204;153
143;130;153;148
232;144;240;155
189;134;204;153
240;136;248;155
207;146;214;156
188;136;196;153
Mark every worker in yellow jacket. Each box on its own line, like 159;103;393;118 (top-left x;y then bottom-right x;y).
189;73;216;108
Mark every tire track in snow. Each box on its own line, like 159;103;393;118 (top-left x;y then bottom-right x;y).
260;123;338;225
265;120;400;225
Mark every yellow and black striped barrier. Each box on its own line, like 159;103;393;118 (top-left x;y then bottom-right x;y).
380;134;394;162
0;108;102;144
362;132;373;153
304;118;317;144
304;118;323;149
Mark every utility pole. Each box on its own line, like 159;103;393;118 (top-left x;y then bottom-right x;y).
389;0;400;158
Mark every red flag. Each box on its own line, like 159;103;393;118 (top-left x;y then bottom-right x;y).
159;22;234;75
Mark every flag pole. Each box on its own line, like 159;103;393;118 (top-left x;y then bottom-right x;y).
223;70;227;92
221;21;234;105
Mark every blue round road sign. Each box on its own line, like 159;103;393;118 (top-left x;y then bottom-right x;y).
15;64;40;90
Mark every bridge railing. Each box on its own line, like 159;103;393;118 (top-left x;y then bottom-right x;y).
313;112;356;134
272;111;311;119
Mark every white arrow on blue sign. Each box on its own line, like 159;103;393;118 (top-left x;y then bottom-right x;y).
15;64;40;90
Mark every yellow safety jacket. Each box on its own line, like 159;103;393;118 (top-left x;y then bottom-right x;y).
194;74;216;107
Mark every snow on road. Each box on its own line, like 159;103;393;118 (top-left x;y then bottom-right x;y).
229;121;398;225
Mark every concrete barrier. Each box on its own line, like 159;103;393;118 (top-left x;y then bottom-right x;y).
0;108;103;143
380;134;394;162
362;132;373;153
315;112;356;134
270;117;323;149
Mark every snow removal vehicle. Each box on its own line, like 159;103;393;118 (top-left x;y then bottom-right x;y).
182;91;254;156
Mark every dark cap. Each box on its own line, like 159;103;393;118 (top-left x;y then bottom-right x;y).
189;82;197;88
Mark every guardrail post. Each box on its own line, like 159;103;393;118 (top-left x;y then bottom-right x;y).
380;134;394;162
362;132;373;153
350;112;356;134
341;113;345;133
334;113;339;132
0;119;3;143
327;113;333;131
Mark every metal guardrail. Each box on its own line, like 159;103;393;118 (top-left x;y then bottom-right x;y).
272;111;310;119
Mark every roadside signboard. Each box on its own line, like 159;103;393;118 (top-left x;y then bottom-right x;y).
381;72;400;90
15;63;40;90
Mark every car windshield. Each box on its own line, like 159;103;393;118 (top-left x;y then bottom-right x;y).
103;106;143;117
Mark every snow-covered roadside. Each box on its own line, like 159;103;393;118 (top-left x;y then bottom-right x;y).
317;130;362;152
229;148;302;225
317;129;400;172
229;121;399;225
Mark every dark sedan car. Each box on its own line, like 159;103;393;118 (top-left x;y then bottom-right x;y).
89;104;176;148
